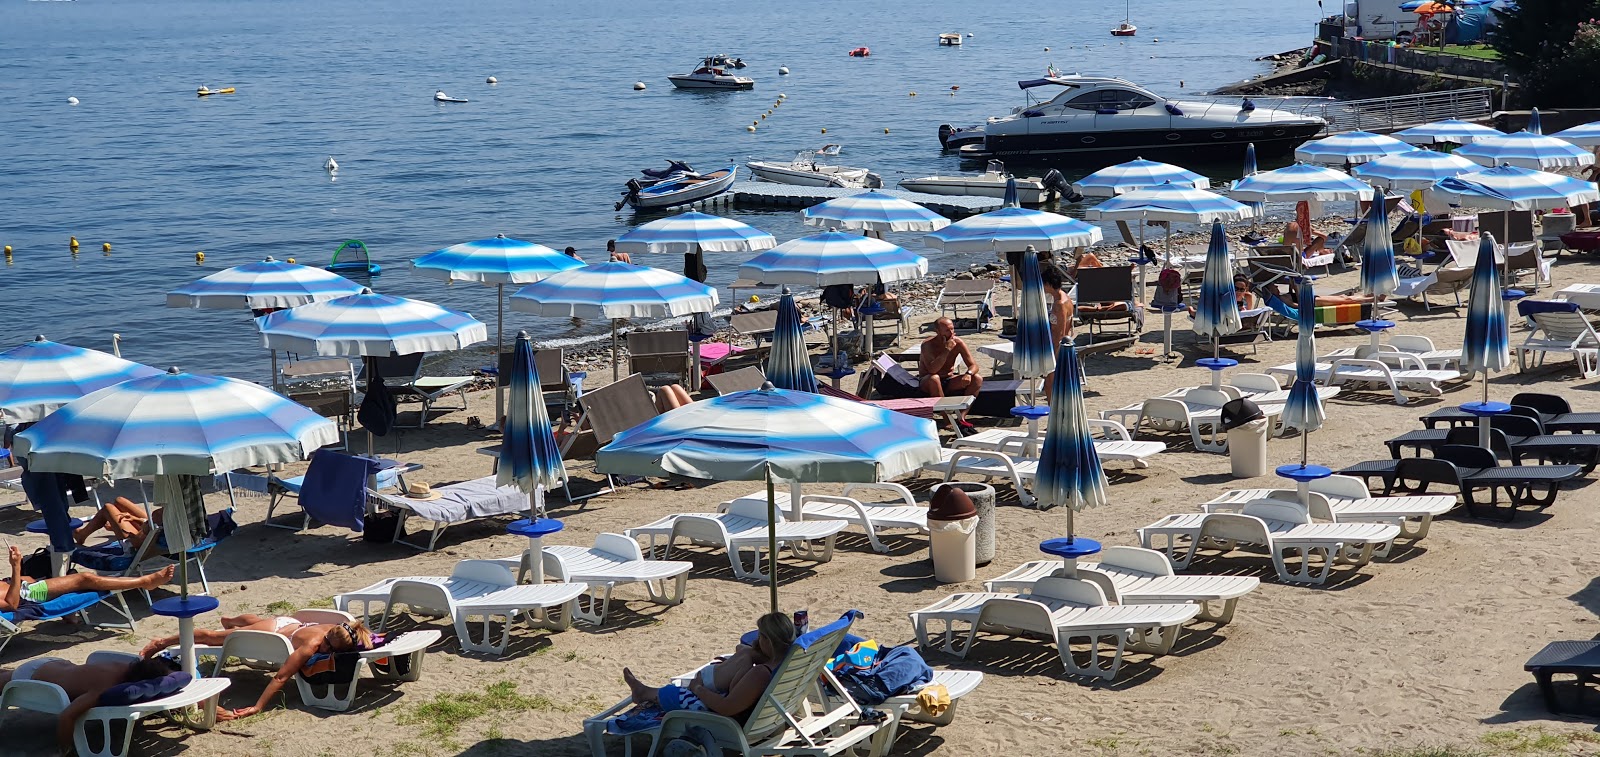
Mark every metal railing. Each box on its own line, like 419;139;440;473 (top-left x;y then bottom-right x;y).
1192;88;1493;135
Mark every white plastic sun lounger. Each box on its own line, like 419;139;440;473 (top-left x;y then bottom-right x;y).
1;652;230;757
908;577;1199;679
490;533;693;624
1205;473;1455;542
952;419;1167;470
1100;388;1285;453
1265;357;1461;405
1137;500;1401;584
926;436;1165;508
866;669;984;757
723;483;928;554
336;560;587;656
1322;335;1463;372
984;546;1260;626
625;499;847;582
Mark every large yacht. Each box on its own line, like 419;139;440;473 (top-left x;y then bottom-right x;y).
944;75;1325;163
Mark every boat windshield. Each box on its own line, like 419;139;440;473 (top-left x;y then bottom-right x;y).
1062;88;1158;111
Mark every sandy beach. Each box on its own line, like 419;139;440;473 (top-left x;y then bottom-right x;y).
6;229;1600;757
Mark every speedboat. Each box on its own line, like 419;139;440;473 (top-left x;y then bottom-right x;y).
899;160;1076;205
938;123;988;149
939;33;962;45
745;149;882;189
1111;22;1138;36
709;54;747;69
953;75;1324;163
434;90;469;103
668;58;755;90
617;165;738;210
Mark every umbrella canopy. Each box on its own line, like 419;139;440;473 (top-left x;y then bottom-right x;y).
1192;222;1242;344
257;289;486;356
1358;198;1399;297
1294;131;1418;165
1230;163;1377;203
1400;0;1489;10
1454;132;1595;171
1425;165;1600;211
0;337;162;424
924;207;1104;253
613;211;777;254
1551;121;1600;147
1012;248;1057;382
1071;157;1210;198
13;367;339;478
1394;119;1503;146
1462;234;1510;379
765;289;819;393
509;262;718;319
498;331;566;505
410;235;582;285
1282;280;1324;465
166;257;363;310
1084;183;1257;224
801;191;951;233
1033;343;1107;516
738;232;927;286
1350;150;1480;190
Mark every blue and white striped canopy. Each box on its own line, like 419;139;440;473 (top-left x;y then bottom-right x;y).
257;289;488;356
13;368;340;478
1463;234;1510;378
1282;280;1324;437
1071;157;1210;198
1034;343;1107;513
1350;150;1480;190
1528;107;1543;136
1359;198;1398;297
1394;119;1503;146
1552;121;1600;148
1425;165;1600;211
766;289;819;393
614;211;778;254
801;191;950;232
1454;131;1595;171
1084;183;1257;224
1239;143;1265;218
1294;131;1417;166
0;337;163;424
509;262;718;319
498;331;566;501
1230;163;1376;203
411;234;583;285
1192;222;1242;342
167;257;363;310
594;385;940;485
924;207;1104;253
1013;248;1057;381
738;231;927;287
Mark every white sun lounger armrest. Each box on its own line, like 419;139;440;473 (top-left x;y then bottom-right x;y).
1087;418;1133;441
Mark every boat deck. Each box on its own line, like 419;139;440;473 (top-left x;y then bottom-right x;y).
729;182;1002;215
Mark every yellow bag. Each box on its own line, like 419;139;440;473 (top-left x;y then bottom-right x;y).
916;683;951;717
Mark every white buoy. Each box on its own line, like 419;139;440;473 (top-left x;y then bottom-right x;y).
487;76;498;84
778;66;790;75
633;81;646;90
67;96;79;105
778;93;787;99
324;156;338;173
966;32;973;37
1153;38;1160;42
747;125;756;132
1044;47;1050;51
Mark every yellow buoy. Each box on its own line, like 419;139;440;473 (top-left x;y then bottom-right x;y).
909;92;917;96
286;257;296;264
3;246;11;255
760;114;766;119
102;242;111;252
820;128;827;134
69;236;79;250
195;251;205;263
883;128;890;133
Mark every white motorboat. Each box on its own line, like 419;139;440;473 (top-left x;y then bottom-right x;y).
618;165;738;210
668;57;755;90
946;75;1325;163
434;90;469;103
746;149;882;189
899;160;1075;205
939;33;962;45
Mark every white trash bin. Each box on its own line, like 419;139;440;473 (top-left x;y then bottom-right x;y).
928;516;979;583
1229;418;1271;477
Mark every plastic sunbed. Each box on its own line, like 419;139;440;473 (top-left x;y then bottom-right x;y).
984;546;1260;627
624;499;847;582
1337;445;1583;522
490;533;693;624
723;484;928;554
1205;473;1454;542
1137;500;1401;584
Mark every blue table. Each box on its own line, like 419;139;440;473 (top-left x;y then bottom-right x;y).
508;518;564;584
152;595;220;676
26;517;83;535
1276;464;1331;509
1011;404;1050;456
1461;400;1512;450
1196;357;1238;389
1355;318;1396;350
1039;536;1102;578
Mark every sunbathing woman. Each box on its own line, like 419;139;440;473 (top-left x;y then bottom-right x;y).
2;546;174;614
621;612;795;720
141;614;374;718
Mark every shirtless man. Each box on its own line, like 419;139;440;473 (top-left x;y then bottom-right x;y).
1040;266;1074;401
1283;220;1328;254
3;546;173;614
918;317;982;430
0;655;234;746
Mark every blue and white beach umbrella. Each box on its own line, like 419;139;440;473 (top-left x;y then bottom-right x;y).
801;191;950;233
1230;163;1377;203
166;257;363;310
0;337;162;424
1552;121;1600;148
1454;131;1595;171
1192;222;1242;355
498;331;566;513
1350;150;1479;191
766;289;819;394
738;232;927;286
1013;247;1057;385
925;207;1103;254
1358;198;1398;297
257;289;487;356
1394;119;1504;146
614;211;777;255
1528;107;1543;136
1239;143;1265;219
1426;165;1600;211
1294;131;1417;166
1071;157;1210;198
1085;183;1258;225
1282;279;1324;466
1463;233;1510;383
411;235;582;285
1034;343;1107;519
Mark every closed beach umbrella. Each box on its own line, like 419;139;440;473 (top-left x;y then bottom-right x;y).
1454;132;1595;171
1012;247;1056;388
1230;163;1377;203
1358;198;1399;297
1394;119;1503;147
801;191;950;233
498;331;566;515
1071;157;1209;198
1528;107;1543;136
1002;176;1021;209
1351;150;1479;190
1239;143;1265;220
765;289;819;393
1462;233;1510;398
1033;343;1107;518
1281;280;1324;466
1294;131;1417;166
1192;222;1242;361
595;385;940;611
1551;121;1600;148
0;336;161;424
510;262;717;381
924;207;1103;254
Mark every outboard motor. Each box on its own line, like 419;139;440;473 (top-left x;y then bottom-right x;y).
616;178;645;211
864;172;884;189
1041;169;1081;204
938;124;955;147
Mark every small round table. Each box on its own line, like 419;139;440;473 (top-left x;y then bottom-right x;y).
25;517;83;535
1011;404;1051;456
151;595;221;675
1276;463;1332;509
1460;400;1512;450
1155;303;1188;362
1355;319;1395;350
1039;536;1103;579
508;517;564;584
1195;357;1238;390
858;301;885;358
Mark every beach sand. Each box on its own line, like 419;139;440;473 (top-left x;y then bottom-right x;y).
6;240;1600;757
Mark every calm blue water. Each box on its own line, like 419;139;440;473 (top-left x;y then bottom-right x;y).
0;0;1317;380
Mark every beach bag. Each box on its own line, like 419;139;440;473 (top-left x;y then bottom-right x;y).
19;548;51;579
830;644;933;706
362;510;404;543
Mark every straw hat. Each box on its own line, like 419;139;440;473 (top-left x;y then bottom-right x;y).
404;481;442;501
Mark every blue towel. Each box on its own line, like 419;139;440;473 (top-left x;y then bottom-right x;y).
1;590;104;624
831;645;934;706
1517;299;1580;317
1263;291;1299;322
301;450;379;532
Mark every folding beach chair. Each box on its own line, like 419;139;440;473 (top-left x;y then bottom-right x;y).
936;279;996;329
262;449;416;532
495;348;577;423
627;330;692;387
366;353;474;428
1073;265;1141;339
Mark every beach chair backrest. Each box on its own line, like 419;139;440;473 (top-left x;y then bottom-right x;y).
1074;266;1135;305
301;450;381;531
1388;335;1436;353
1510;392;1570;415
628;330;689;356
742;611;861;741
705;366;766;395
731;310;779;338
1479;210;1535;244
1392;457;1462;493
1533;311;1600;347
593;532;645;561
1433;444;1497;470
1230;373;1282;394
942;279;995;295
1311;474;1372;500
1099;546;1176;577
1240;499;1313;525
578;374;658;446
1489;414;1543;438
495;349;566;390
871;353;920;388
368;353;424;385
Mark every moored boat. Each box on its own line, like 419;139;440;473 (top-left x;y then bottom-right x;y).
899;160;1075;204
746;149;882;189
618;165;738;210
668;57;755;90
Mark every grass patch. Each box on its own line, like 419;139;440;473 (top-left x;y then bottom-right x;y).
306;596;335;609
397;680;562;743
1438;44;1500;61
264;600;296;615
1479;727;1597;754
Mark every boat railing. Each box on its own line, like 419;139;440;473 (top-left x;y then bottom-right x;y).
1194;87;1492;135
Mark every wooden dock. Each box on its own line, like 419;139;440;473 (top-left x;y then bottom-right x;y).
645;183;1003;216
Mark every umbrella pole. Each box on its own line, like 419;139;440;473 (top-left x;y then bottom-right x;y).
496;284;506;424
789;480;804;521
765;467;779;614
830;308;843;388
177;560;197;676
1137;221;1147;305
269;350;278;389
611;319;620;383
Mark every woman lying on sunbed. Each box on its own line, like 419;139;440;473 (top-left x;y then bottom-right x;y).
621;612;796;720
2;546;173;614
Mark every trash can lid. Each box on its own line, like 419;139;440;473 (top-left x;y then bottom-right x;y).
1220;398;1265;430
928;484;978;520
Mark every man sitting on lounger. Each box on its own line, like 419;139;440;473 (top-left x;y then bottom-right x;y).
2;546;173;615
73;497;161;551
0;654;235;746
620;612;795;720
919;317;982;431
1283;220;1327;255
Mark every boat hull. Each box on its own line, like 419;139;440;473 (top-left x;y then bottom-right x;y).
668;75;754;90
1111;28;1137;36
898;177;1049;204
628;166;738;209
962;121;1324;163
745;162;877;189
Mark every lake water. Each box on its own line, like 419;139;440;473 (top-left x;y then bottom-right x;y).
0;0;1318;380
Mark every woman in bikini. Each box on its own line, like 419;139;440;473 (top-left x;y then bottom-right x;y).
620;612;796;719
141;613;374;718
